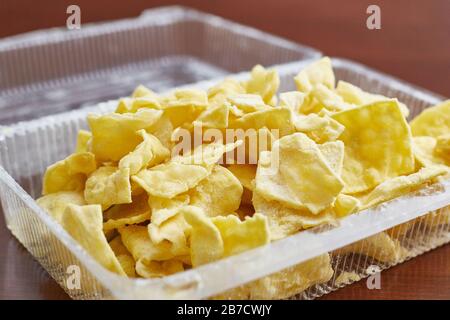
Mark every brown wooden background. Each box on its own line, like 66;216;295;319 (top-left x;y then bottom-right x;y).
0;0;449;300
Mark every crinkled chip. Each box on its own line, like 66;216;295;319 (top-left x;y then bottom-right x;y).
279;91;306;114
131;84;157;98
88;108;163;161
75;130;92;153
413;136;448;168
336;80;409;117
103;193;151;231
193;104;229;129
189;165;243;217
118;129;170;175
132;162;208;198
227;164;256;191
135;259;184;279
208;78;246;106
332;100;415;194
436;133;450;162
293;114;345;144
361;166;447;210
84;166;132;209
37;191;85;224
318;140;345;176
115;97;161;114
109;236;137;277
311;83;353;112
229;108;294;137
211;214;270;257
162;89;208;127
62;204;126;275
245;65;280;104
43;152;96;195
410;100;450;137
334;194;360;218
183;206;224;267
119;225;185;263
253;191;336;240
255;133;344;214
149;194;190;226
227;94;270;114
294;57;335;93
148;213;190;258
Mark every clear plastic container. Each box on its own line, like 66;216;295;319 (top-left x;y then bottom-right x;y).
0;58;449;300
0;5;320;125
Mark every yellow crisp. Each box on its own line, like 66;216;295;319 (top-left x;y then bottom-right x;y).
43;152;96;195
36;191;85;224
332;100;414;194
118;129;170;175
294;57;335;93
189;165;243;217
75;130;92;153
109;236;137;277
84;166;132;209
361;166;447;210
410;100;450;137
212;214;270;257
62;204;126;275
318;140;345;176
245;65;280;104
255;133;344;214
103;193;151;231
183;206;224;267
88;108;163;162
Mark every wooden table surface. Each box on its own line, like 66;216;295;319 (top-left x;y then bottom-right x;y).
0;0;449;300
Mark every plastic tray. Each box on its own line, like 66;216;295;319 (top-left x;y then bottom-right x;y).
0;5;320;125
0;58;449;299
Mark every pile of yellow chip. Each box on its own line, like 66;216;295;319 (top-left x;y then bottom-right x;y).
37;57;450;298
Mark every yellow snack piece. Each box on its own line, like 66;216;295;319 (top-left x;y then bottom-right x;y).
36;191;86;224
252;191;336;240
135;259;184;279
212;214;270;257
149;194;190;226
109;236;137;277
131;85;157;98
334;194;360;218
75;130;92;153
43;152;96;195
189;165;243;217
410;100;450;137
361;167;447;210
103;193;151;232
229;108;294;137
119;225;185;263
318;140;345;176
214;254;334;299
62;204;126;275
413;136;448;168
436;133;450;162
310;83;354;112
132;162;208;199
115;97;161;114
245;65;280;104
118;129;170;175
336;81;410;117
227;94;270;114
88;108;163;162
293;113;345;144
162;89;208;127
332;100;414;194
208;78;246;106
255;133;344;214
335;271;361;286
148;213;190;258
193;104;229;129
294;57;335;93
227;164;256;191
279;91;306;114
84;166;132;209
